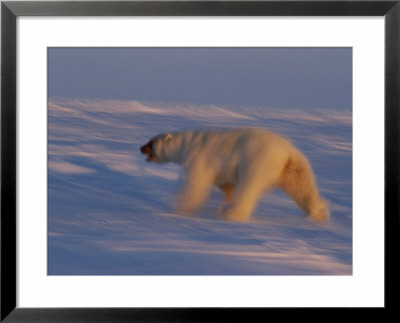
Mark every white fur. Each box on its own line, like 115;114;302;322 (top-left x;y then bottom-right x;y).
144;128;330;222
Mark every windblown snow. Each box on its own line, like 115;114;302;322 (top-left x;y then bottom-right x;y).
48;98;352;275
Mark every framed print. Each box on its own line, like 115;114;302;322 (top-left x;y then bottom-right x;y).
1;0;399;321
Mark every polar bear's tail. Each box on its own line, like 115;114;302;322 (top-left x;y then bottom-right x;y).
279;150;330;222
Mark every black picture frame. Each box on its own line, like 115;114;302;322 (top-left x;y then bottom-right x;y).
1;1;399;321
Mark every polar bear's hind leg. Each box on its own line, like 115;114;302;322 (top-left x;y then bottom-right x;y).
279;154;330;222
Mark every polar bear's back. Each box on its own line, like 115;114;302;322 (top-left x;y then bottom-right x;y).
188;128;290;145
187;128;294;159
184;128;295;179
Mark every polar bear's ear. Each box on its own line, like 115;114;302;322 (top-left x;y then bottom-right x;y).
164;134;173;142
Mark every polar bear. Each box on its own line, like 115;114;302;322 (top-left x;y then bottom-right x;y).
140;128;329;222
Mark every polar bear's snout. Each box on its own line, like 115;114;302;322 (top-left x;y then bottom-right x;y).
140;140;154;162
140;142;151;154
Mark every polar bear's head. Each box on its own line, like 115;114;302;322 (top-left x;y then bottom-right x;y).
140;133;182;164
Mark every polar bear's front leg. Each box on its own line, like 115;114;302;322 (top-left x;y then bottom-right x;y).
174;166;214;215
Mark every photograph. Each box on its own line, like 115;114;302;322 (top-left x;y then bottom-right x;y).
47;47;352;275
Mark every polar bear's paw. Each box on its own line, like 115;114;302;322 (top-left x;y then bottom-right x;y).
309;198;330;223
172;200;195;217
220;207;250;222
